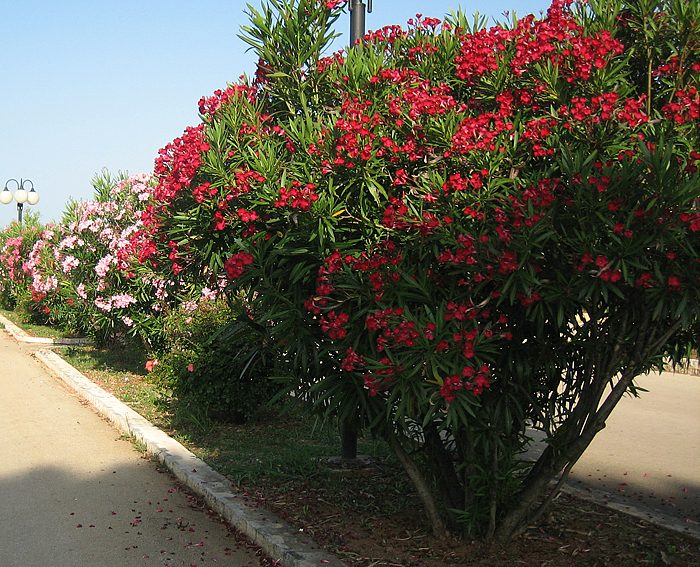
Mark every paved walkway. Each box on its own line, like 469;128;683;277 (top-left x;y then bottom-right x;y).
0;332;261;567
569;370;700;535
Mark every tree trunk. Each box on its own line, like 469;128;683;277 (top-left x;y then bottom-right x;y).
388;430;447;537
423;424;465;514
494;323;676;544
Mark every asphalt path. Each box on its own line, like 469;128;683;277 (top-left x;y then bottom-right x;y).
0;332;262;567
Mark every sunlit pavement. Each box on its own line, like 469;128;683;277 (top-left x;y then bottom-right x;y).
569;370;700;537
0;331;262;567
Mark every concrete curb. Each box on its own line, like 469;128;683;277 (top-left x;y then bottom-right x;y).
31;349;346;567
562;484;700;541
0;314;90;346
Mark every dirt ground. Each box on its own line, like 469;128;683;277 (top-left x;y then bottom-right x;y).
245;470;700;567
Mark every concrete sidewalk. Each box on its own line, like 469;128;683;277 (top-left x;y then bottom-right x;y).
0;321;344;567
0;332;262;567
569;370;700;538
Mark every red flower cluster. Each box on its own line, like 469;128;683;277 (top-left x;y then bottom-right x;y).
224;251;254;281
521;117;557;157
455;26;509;82
662;88;700;125
391;81;457;121
340;347;365;372
274;181;320;210
315;244;403;304
324;0;345;10
455;1;623;85
363;25;406;45
198;85;255;117
440;364;491;402
362;357;399;397
319;310;350;339
366;308;421;351
334;98;382;166
680;211;700;232
452;112;509;154
153;125;209;203
192;182;216;204
438;234;478;267
231;169;266;198
577;253;622;283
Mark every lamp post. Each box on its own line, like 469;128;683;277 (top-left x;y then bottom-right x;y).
344;0;374;463
1;179;40;224
349;0;372;45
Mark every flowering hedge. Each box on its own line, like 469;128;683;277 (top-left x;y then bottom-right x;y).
139;0;700;540
1;0;696;542
0;173;169;344
0;214;46;317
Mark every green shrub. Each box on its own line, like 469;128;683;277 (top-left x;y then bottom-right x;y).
141;0;700;541
149;299;283;423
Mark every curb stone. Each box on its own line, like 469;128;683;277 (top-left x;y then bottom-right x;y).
0;314;90;345
562;484;700;541
31;348;346;567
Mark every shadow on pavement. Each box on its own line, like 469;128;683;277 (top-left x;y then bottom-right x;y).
0;462;263;567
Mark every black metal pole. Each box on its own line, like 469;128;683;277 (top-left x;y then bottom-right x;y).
349;0;366;45
342;0;373;462
17;203;23;224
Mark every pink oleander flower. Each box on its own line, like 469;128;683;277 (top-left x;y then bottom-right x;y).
94;297;112;312
182;300;198;312
61;255;80;274
152;278;169;301
201;287;218;301
32;274;58;293
95;254;114;278
59;235;79;250
110;293;137;309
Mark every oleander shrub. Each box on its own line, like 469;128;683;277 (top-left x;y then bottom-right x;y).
20;171;168;344
139;0;700;541
0;213;48;319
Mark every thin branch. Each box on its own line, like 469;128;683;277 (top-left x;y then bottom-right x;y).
387;430;447;537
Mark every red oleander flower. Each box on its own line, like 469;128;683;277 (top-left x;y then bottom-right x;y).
224;252;254;280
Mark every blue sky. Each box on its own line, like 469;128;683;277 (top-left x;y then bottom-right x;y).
0;0;549;226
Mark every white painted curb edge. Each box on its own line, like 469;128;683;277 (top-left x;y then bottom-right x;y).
33;348;346;567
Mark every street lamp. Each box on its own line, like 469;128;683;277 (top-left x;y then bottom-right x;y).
349;0;373;45
1;179;40;224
